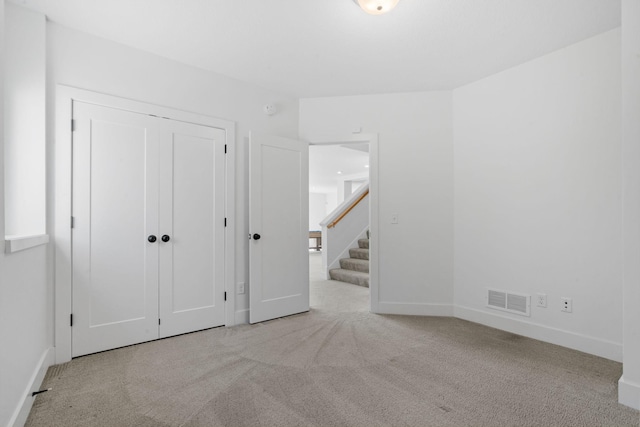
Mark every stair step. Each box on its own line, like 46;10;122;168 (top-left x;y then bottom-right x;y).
329;269;369;288
339;257;369;273
358;239;369;249
349;247;369;260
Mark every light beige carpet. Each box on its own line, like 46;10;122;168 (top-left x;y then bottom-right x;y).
26;254;640;426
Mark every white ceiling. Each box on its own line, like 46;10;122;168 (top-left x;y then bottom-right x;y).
16;0;620;98
310;145;369;194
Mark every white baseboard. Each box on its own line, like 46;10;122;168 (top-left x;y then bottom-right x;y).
9;347;55;427
376;302;453;316
235;309;249;325
454;305;622;362
618;376;640;410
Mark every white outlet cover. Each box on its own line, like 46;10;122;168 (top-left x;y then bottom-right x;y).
536;293;547;308
263;104;277;116
561;297;572;313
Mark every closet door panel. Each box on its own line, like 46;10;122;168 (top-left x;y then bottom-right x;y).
159;121;226;337
72;102;159;357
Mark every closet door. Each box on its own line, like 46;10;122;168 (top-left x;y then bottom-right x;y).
158;120;226;337
72;102;160;357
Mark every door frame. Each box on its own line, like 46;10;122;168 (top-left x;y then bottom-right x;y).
307;133;379;313
54;85;236;363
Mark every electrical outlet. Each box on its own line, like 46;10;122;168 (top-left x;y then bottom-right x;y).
237;282;245;294
536;293;547;308
560;297;572;313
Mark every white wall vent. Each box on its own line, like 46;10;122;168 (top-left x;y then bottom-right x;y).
486;289;530;317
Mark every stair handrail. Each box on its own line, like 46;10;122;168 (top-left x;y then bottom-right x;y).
327;190;369;228
320;182;369;229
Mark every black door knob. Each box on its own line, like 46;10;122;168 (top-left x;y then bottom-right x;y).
253;233;261;240
148;235;157;243
161;235;170;242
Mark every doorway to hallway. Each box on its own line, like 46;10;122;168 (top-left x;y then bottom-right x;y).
308;142;371;306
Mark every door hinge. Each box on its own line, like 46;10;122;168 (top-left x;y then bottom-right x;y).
224;292;227;301
224;144;227;154
71;119;76;132
71;216;75;228
158;318;161;325
224;217;227;227
70;314;73;327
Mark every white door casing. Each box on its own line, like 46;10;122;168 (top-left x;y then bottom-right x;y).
305;134;380;314
249;133;309;324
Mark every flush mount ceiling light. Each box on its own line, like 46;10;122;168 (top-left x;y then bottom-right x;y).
355;0;400;15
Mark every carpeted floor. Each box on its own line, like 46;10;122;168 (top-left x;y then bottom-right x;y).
26;253;640;426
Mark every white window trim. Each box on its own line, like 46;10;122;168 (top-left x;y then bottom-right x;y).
5;233;49;253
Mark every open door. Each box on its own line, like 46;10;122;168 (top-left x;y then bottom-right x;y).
249;133;309;323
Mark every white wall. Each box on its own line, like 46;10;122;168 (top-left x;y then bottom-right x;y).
620;0;640;410
300;92;454;315
309;192;327;231
326;191;338;215
453;29;622;361
337;173;368;203
0;246;51;427
4;2;46;236
1;3;6;423
46;23;299;322
1;4;52;427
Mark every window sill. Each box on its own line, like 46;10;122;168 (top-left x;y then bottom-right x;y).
5;234;50;254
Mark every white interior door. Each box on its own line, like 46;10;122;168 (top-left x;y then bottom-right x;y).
249;133;309;323
158;120;226;337
72;102;159;357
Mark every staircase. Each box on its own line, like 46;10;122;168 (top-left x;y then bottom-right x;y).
329;237;369;287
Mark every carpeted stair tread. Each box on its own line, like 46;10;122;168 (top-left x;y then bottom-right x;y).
358;239;369;249
349;247;369;260
329;268;369;287
339;257;369;273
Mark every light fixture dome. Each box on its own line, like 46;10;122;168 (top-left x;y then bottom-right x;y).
356;0;400;15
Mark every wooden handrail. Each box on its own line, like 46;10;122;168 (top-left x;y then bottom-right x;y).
327;189;369;229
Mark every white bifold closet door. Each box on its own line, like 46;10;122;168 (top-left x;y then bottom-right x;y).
72;102;225;357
